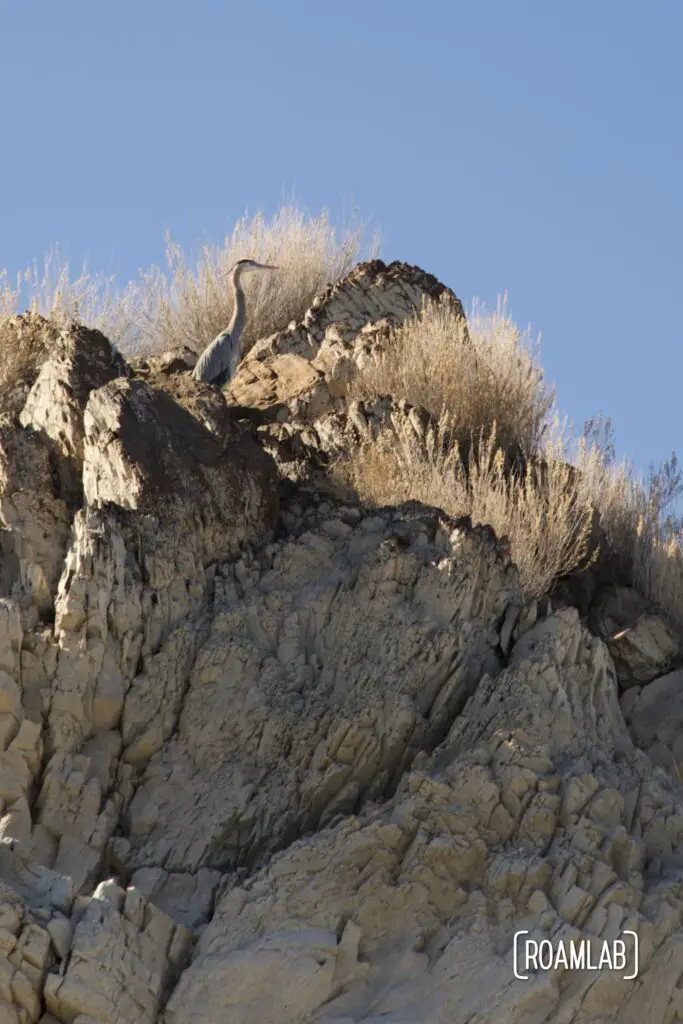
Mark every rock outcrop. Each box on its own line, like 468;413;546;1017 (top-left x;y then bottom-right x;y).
167;607;681;1024
243;259;462;365
0;261;682;1022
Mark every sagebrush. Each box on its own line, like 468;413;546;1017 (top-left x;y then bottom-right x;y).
336;420;596;599
351;294;554;457
342;300;683;621
574;417;683;628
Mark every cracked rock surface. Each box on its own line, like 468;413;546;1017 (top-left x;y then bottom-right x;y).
0;263;683;1022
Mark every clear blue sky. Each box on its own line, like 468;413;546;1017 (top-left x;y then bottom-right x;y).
1;2;680;479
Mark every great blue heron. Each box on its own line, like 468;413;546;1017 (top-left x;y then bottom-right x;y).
191;258;278;386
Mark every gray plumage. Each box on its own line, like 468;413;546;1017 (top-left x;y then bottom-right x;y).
192;259;277;386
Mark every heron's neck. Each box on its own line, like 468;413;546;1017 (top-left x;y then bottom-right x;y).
228;270;246;339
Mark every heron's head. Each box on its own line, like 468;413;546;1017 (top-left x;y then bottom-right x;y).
230;258;278;277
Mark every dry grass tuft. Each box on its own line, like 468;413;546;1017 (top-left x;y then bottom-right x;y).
351;294;554;457
0;248;122;333
637;529;683;632
337;420;595;598
0;206;375;359
574;417;683;628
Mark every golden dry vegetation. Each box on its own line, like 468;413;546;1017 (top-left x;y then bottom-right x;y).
1;205;375;358
1;206;680;620
339;297;683;611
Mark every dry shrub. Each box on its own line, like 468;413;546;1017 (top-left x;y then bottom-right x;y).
337;421;595;599
637;529;683;633
0;205;376;358
342;295;590;598
352;294;554;456
348;300;683;620
120;206;374;358
0;270;19;317
0;248;122;333
575;416;683;629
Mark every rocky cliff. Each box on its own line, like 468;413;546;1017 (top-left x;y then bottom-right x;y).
0;261;683;1023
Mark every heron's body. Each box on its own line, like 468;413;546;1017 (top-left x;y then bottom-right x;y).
192;259;276;386
192;327;240;387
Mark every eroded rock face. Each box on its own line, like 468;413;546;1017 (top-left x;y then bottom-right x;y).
124;508;518;894
0;314;63;418
0;419;70;623
0;316;129;629
82;377;278;545
0;850;188;1024
16;316;129;503
0;312;284;1021
43;879;190;1024
0;264;682;1023
167;610;683;1024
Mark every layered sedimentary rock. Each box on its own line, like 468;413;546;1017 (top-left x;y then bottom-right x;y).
0;263;682;1023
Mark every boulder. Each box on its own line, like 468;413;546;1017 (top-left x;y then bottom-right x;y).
607;613;682;689
14;315;128;501
622;668;683;778
244;259;464;364
82;377;279;553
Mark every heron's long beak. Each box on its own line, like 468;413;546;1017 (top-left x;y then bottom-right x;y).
220;262;279;278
